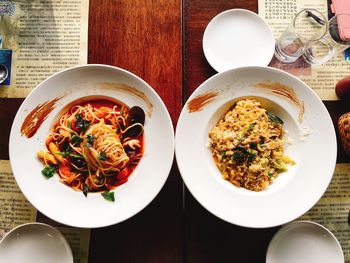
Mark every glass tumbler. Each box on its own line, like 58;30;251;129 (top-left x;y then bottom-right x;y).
274;9;328;63
303;14;350;65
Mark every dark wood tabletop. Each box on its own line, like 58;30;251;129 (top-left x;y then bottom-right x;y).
0;0;349;262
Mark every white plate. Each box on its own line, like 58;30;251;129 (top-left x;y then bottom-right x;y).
175;66;337;228
203;9;275;72
9;64;174;228
266;221;344;263
0;223;73;263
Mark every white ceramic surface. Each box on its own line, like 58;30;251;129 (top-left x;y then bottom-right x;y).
175;66;337;228
266;221;344;263
0;223;73;263
9;64;174;228
203;9;275;72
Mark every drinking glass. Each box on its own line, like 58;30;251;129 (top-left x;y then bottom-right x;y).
274;9;328;63
303;14;350;65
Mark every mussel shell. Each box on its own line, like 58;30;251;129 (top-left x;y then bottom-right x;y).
123;106;145;138
123;124;143;138
126;106;145;126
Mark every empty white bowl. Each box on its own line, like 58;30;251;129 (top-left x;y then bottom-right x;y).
0;223;73;263
203;9;275;72
266;221;344;263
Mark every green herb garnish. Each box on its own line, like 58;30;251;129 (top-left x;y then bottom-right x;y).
232;151;246;164
237;123;256;144
98;151;107;161
232;147;257;164
83;184;89;197
41;165;57;178
69;153;84;159
75;114;90;132
248;122;255;131
71;134;83;145
61;141;72;154
250;143;257;150
247;153;256;163
101;191;115;202
267;111;284;124
86;134;96;147
55;152;83;159
235;146;248;154
275;159;288;172
220;150;227;158
268;172;273;178
55;151;70;157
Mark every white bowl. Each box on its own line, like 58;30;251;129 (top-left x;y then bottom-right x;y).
0;223;73;263
203;9;275;72
175;66;337;228
9;64;174;228
266;221;344;263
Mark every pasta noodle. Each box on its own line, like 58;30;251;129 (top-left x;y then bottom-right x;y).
37;99;144;196
209;99;294;191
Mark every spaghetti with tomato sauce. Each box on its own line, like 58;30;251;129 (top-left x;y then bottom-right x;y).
37;98;144;199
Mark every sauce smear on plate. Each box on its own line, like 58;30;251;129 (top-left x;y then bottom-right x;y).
21;97;61;138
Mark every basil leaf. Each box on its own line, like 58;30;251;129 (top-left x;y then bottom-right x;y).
75;114;90;132
98;151;107;161
61;141;72;153
71;134;83;145
86;134;96;147
82;183;89;197
41;165;56;178
101;191;115;202
267;111;284;124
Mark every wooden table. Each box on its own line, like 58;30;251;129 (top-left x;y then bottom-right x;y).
0;0;349;262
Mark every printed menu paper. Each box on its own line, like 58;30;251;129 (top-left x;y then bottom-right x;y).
258;0;350;100
298;163;350;262
0;160;36;238
0;0;89;98
0;160;90;263
60;228;90;263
